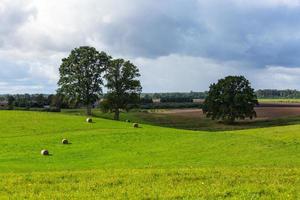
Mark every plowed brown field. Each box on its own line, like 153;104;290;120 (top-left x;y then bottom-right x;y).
158;107;300;120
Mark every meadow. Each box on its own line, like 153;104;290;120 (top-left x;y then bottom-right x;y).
1;110;300;199
258;99;300;103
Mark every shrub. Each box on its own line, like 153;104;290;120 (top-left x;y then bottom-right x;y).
42;107;61;112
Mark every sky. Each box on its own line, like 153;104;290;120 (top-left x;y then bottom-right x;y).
2;0;300;93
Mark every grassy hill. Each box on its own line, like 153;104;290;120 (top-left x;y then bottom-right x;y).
1;111;300;199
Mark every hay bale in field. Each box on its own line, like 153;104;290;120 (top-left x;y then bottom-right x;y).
86;118;92;123
41;149;49;156
133;123;139;128
62;138;68;144
126;119;131;123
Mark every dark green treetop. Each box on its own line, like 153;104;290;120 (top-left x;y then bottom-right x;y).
103;59;142;120
58;46;110;115
203;75;258;123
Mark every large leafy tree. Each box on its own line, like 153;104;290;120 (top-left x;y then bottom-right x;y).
58;46;110;115
103;59;142;120
203;76;258;123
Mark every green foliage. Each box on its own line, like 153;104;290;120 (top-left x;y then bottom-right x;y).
58;46;110;115
256;89;300;98
99;98;110;113
203;76;258;123
141;91;208;99
7;95;15;110
103;59;142;120
140;102;201;109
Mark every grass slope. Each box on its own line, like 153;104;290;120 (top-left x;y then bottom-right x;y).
62;108;300;132
1;111;300;199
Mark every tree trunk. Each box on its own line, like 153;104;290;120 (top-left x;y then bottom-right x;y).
114;109;120;120
86;104;92;116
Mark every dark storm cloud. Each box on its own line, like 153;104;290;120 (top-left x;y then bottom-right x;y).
98;0;300;67
2;0;300;92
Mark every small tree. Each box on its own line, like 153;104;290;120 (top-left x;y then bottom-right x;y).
35;94;45;107
203;76;258;123
103;59;142;120
7;95;15;110
58;46;110;115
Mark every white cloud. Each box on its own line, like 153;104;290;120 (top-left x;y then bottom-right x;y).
2;0;300;93
252;66;300;89
135;54;250;92
134;55;300;92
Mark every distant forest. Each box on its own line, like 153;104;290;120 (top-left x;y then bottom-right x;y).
142;89;300;100
0;90;300;110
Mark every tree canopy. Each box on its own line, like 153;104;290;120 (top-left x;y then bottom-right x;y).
103;59;142;120
58;46;110;115
203;76;258;123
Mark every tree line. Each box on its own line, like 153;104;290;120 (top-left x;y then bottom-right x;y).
2;89;300;110
142;90;300;100
256;89;300;99
0;46;298;123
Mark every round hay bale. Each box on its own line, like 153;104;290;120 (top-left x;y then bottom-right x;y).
41;149;49;156
86;118;92;123
62;138;68;144
133;123;139;128
126;119;131;123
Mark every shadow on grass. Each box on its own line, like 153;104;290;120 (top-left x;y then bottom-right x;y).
61;108;300;132
134;112;300;132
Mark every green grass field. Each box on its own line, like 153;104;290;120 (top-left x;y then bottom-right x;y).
1;111;300;199
258;99;300;103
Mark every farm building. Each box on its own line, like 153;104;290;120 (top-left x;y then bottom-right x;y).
192;99;204;103
0;101;8;109
152;98;161;103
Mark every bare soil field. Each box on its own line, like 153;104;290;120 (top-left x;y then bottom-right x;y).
135;107;300;131
159;107;300;120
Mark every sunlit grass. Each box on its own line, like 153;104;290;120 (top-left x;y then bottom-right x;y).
1;168;300;199
1;110;300;199
259;99;300;103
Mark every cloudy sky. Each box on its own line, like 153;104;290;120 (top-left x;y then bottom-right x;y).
2;0;300;93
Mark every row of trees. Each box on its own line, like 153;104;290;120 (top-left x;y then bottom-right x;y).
2;88;298;110
57;47;257;124
57;46;142;120
142;90;300;100
0;94;71;110
141;91;208;99
0;94;52;109
0;47;272;124
256;89;300;98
